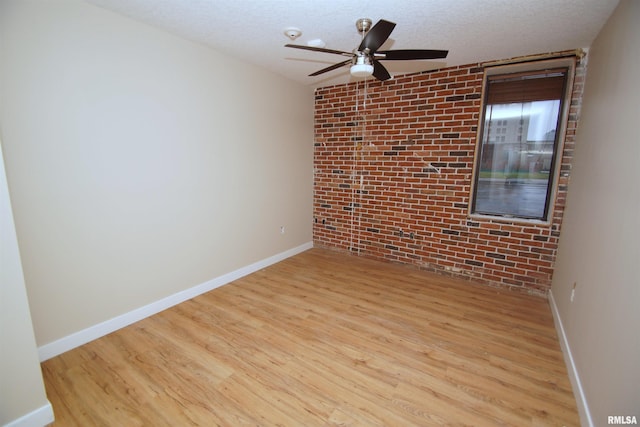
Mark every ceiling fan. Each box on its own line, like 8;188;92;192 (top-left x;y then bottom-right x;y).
285;18;448;81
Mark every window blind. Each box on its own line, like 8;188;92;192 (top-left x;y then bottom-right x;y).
486;69;567;104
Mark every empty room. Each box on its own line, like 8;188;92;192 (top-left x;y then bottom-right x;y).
1;0;638;426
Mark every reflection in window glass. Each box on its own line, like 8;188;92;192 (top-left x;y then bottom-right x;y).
472;69;568;221
475;101;560;218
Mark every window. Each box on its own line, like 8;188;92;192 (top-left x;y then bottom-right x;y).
471;59;575;221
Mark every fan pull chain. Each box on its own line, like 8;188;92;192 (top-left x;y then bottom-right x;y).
350;83;358;253
356;78;368;253
350;21;370;253
349;78;369;254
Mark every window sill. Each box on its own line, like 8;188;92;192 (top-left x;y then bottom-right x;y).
468;212;552;227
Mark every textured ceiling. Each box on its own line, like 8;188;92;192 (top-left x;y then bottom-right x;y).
86;0;619;88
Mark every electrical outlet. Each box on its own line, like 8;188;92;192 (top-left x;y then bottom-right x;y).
570;282;577;302
280;226;285;234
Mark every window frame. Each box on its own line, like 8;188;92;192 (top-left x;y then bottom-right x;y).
469;57;576;224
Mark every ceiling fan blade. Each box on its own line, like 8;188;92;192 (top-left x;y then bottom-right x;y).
377;49;449;60
372;60;391;81
285;44;352;57
309;59;352;76
358;19;396;53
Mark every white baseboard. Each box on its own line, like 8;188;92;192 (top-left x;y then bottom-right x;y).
38;242;313;362
3;402;54;427
548;290;593;427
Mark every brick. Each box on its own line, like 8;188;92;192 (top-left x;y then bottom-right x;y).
313;53;584;293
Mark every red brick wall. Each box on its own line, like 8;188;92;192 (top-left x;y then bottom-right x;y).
313;54;585;295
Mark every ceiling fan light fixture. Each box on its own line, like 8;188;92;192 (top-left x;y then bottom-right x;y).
350;63;374;77
350;54;373;78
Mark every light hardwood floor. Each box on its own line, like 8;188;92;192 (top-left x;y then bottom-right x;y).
42;248;579;426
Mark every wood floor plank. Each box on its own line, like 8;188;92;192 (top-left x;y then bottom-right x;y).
42;248;579;426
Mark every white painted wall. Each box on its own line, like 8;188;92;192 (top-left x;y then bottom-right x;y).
550;0;640;425
0;137;54;426
0;0;313;356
